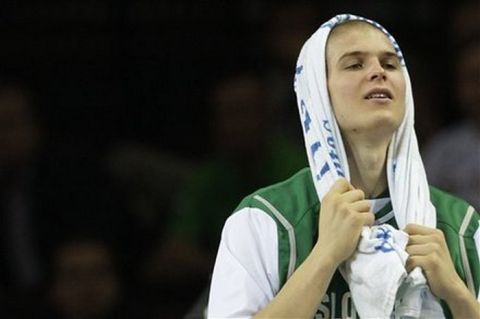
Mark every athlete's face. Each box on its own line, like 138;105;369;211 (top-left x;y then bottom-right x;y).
326;23;406;140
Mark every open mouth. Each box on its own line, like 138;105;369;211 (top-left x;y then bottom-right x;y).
364;89;393;100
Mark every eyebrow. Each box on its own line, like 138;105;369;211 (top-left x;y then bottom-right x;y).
337;50;399;63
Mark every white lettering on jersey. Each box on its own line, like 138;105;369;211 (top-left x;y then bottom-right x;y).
316;292;357;319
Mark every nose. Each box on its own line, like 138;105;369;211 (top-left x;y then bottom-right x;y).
368;61;386;81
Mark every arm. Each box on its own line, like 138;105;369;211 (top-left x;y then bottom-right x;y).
254;179;374;318
405;224;480;319
443;281;480;319
253;243;337;318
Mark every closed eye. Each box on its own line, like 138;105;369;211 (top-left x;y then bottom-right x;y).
382;57;400;70
346;63;363;70
383;63;398;70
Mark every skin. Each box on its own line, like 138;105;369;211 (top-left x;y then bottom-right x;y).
326;21;406;199
254;22;479;318
405;224;479;318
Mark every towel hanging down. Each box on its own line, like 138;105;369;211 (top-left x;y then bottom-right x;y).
293;14;444;318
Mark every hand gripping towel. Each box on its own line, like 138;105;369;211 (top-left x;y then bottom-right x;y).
293;14;444;318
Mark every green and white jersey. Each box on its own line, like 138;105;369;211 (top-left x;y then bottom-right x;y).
208;168;480;319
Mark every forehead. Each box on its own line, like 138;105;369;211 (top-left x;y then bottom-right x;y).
326;22;395;60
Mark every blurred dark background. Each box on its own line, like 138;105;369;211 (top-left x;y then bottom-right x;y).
0;0;478;318
0;0;469;154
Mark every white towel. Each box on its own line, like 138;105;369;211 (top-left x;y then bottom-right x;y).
293;14;444;318
346;224;409;318
395;268;445;318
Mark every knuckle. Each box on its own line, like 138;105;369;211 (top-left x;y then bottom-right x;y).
334;179;347;189
366;213;375;225
338;201;349;212
324;193;338;205
429;256;440;271
404;223;413;234
330;192;340;201
356;189;365;199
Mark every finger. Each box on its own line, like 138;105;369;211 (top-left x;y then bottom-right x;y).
407;234;431;246
359;211;375;226
341;189;366;203
350;200;371;212
406;243;436;256
407;230;445;247
329;178;354;194
405;256;426;273
404;223;436;235
406;255;433;274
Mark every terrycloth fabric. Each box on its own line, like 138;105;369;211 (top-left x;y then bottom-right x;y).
343;223;445;318
345;224;410;318
293;14;444;318
395;268;445;318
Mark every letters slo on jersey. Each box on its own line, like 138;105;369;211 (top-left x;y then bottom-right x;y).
315;271;357;319
234;168;480;318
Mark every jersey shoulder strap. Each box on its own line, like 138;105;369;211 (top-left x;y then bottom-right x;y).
430;186;480;304
234;167;319;285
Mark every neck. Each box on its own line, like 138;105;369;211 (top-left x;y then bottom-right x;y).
345;136;390;198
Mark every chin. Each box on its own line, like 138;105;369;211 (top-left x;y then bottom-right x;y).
357;116;402;138
373;107;403;125
375;122;402;139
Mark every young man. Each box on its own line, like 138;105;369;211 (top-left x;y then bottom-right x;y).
208;15;480;318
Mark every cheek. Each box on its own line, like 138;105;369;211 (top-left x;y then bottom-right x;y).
395;73;407;99
328;78;357;111
328;88;352;129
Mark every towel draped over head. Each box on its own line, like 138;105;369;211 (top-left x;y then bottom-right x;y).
294;13;434;229
294;14;444;318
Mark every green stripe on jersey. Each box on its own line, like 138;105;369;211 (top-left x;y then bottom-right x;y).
233;168;480;317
